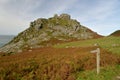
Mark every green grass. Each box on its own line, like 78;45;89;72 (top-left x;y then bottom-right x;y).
54;36;120;80
54;36;120;55
76;65;120;80
1;36;120;79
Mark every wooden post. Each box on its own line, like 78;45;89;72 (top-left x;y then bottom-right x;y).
90;48;100;74
96;48;100;74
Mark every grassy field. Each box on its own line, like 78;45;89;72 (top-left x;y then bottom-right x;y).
0;36;120;80
54;36;120;55
76;65;120;80
54;36;120;80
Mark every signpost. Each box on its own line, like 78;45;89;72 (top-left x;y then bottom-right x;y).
90;48;100;74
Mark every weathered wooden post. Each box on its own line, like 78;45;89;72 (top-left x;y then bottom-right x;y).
96;48;100;74
90;48;100;74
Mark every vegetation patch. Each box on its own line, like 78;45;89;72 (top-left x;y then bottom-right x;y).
0;46;120;80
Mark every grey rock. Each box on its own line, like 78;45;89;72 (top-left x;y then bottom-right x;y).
59;14;71;20
0;13;100;53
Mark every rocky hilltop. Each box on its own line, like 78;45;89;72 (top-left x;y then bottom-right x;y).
0;14;101;53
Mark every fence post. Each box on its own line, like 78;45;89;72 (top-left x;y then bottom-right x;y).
90;48;100;74
96;48;100;74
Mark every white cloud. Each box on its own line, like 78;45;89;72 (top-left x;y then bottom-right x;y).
71;0;120;35
0;0;120;35
70;0;118;22
0;0;78;35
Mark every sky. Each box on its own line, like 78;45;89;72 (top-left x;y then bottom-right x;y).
0;0;120;36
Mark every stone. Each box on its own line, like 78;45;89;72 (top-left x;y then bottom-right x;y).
59;13;71;20
0;13;100;53
18;50;22;53
94;43;99;46
35;23;43;30
54;14;58;18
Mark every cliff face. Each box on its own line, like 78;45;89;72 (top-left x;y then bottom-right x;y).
0;14;100;53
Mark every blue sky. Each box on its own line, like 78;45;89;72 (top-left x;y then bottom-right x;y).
0;0;120;35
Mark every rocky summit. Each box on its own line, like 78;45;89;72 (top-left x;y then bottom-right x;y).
0;14;101;53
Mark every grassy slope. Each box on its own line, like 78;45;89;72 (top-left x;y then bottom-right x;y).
54;36;120;55
76;65;120;80
0;36;120;80
110;30;120;36
54;36;120;80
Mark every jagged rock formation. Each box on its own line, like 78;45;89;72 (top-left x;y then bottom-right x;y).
110;30;120;36
0;14;100;53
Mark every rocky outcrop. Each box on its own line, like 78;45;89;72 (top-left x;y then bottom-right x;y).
0;14;100;53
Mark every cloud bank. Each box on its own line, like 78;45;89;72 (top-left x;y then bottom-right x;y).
0;0;120;35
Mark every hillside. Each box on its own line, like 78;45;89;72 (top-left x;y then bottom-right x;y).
0;14;101;53
54;36;120;55
110;30;120;36
0;36;120;80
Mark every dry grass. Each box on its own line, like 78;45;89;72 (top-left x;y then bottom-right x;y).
0;46;119;80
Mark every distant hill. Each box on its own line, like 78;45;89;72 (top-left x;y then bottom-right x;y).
110;30;120;36
0;14;101;53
